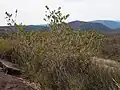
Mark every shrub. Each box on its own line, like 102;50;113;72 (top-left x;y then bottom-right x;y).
11;28;104;89
0;38;13;58
5;6;120;90
99;34;120;62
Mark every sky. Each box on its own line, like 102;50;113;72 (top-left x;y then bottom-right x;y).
0;0;120;26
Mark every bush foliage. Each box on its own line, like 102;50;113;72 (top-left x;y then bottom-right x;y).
0;6;120;90
99;34;120;62
11;29;104;89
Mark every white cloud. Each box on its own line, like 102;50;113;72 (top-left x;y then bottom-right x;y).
0;0;120;25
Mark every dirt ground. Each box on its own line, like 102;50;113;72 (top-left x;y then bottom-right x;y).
0;71;37;90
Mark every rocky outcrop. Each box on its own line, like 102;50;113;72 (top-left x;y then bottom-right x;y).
0;59;40;90
0;71;37;90
0;59;20;75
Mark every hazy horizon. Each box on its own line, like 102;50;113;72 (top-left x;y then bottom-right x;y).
0;0;120;26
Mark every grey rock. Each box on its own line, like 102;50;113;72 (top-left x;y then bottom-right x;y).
0;59;20;75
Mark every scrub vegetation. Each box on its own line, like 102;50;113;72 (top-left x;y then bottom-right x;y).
0;6;120;90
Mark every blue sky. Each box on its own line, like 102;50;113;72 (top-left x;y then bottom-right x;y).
0;0;120;26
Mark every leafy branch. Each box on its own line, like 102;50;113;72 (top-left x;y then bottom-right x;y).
44;5;70;31
5;9;18;26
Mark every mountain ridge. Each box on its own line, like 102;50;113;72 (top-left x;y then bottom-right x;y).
91;20;120;29
68;20;112;32
1;20;120;33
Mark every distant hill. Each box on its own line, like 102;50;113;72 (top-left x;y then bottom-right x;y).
68;20;112;32
0;25;49;33
91;20;120;29
68;20;87;30
0;26;15;33
115;28;120;31
1;20;120;34
26;25;49;31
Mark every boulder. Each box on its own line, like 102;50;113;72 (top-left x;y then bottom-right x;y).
0;59;21;75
